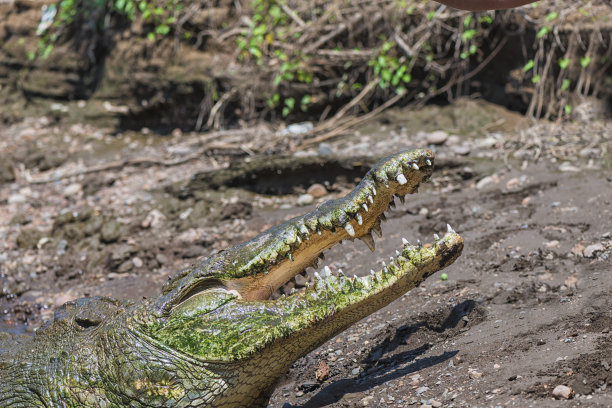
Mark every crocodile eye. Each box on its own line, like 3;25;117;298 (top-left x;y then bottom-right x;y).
74;317;101;330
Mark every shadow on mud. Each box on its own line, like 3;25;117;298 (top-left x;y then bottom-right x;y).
287;300;480;407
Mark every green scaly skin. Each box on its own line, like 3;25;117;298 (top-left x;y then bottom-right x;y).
0;149;463;407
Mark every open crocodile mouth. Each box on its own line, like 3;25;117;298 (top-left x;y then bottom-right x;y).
213;149;454;301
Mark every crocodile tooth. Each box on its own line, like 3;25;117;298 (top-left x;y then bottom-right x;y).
384;181;389;188
355;213;363;225
416;239;422;247
398;195;405;204
368;195;374;204
288;253;294;261
412;163;419;170
338;269;345;277
372;224;382;238
382;261;387;267
300;224;309;236
324;266;332;277
314;271;322;280
362;203;369;212
434;233;440;240
395;250;401;256
447;223;456;234
370;269;375;275
344;223;355;237
390;256;394;262
426;159;432;166
359;233;376;252
372;186;376;196
396;173;408;185
317;229;322;235
402;237;410;246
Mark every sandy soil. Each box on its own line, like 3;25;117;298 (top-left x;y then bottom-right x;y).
0;99;610;407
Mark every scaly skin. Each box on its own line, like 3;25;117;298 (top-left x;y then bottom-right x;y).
0;149;463;407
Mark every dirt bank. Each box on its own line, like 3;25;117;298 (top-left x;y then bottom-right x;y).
1;1;610;132
0;98;610;406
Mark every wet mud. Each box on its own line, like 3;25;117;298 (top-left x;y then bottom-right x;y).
0;99;610;406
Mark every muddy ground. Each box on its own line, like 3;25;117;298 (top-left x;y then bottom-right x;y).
0;99;610;407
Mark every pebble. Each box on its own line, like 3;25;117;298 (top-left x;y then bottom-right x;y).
307;184;327;198
156;253;169;265
142;209;166;229
558;162;580;172
469;369;483;379
452;145;471;156
101;220;121;243
360;395;374;406
117;260;133;273
297;194;314;206
415;386;430;395
476;175;499;190
8;194;26;204
132;257;143;268
583;243;604;258
572;243;585;256
63;183;82;196
431;400;442;408
426;130;448;145
564;275;578;289
552;384;573;399
318;143;334;156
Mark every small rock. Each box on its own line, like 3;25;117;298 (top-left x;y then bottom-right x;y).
583;243;605;258
142;209;166;229
552;384;573;399
63;183;82;197
476;175;499;190
360;395;374;406
558;162;580;172
8;194;26;204
564;275;578;289
297;194;314;206
419;207;429;216
117;260;133;273
132;257;143;268
315;360;330;382
572;243;585;256
307;184;327;198
318;143;334;156
351;367;361;375
453;145;471;156
544;240;560;248
101;220;121;243
156;253;169;265
431;400;442;408
505;177;521;190
415;386;430;396
469;369;483;379
426;130;448;145
56;239;68;256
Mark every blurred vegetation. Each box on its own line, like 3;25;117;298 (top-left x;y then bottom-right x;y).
27;0;612;125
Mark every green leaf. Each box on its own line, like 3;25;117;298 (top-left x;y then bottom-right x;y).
469;44;477;55
546;11;558;21
41;43;54;59
249;47;262;59
463;15;472;27
282;107;290;117
155;24;170;35
523;59;534;72
536;26;549;38
580;56;591;68
284;97;295;110
532;74;540;84
564;104;572;115
460;51;468;60
402;73;411;83
147;32;156;42
427;10;436;21
462;29;477;41
558;58;570;69
561;78;570;91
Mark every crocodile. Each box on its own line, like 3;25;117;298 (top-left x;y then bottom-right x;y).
0;149;463;407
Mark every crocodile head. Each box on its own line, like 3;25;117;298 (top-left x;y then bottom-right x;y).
130;149;463;406
0;149;463;408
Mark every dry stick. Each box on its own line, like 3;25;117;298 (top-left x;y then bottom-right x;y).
281;3;306;26
536;42;556;119
300;91;405;148
206;89;237;130
328;79;379;124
